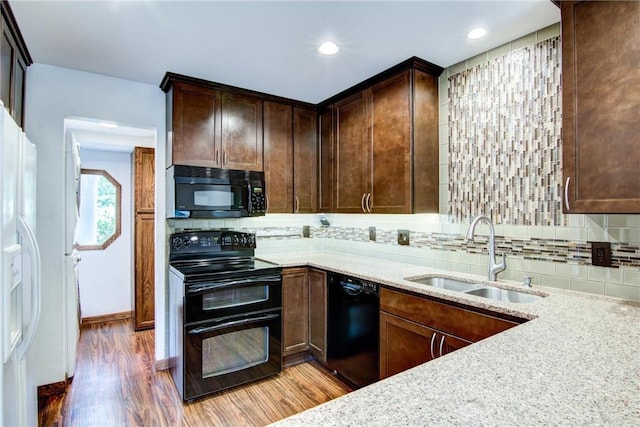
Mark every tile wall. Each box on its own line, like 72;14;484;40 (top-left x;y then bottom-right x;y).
167;24;639;302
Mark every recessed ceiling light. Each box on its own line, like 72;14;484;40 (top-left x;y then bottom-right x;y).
467;28;487;40
99;121;118;129
318;41;339;55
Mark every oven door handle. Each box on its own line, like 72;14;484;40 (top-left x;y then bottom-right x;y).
188;313;280;334
187;274;281;295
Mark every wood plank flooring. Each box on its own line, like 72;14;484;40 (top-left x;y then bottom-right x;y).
39;319;351;427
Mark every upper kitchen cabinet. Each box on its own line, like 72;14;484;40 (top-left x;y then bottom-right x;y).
293;106;318;213
161;74;263;171
0;1;32;128
220;92;263;171
318;106;334;212
263;101;294;213
323;58;442;214
560;1;640;213
263;102;318;214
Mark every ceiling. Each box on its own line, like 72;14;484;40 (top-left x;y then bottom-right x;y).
10;1;560;104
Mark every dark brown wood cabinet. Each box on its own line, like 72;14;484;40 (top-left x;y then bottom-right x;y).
163;78;263;171
263;103;318;214
263;101;293;213
220;92;263;171
293;107;318;213
379;287;520;379
282;268;327;363
380;311;470;378
560;1;640;213
133;147;155;331
318;106;334;212
282;268;309;357
308;269;327;361
0;2;31;128
334;91;369;213
327;61;441;214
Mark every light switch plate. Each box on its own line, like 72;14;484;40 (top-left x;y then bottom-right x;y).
397;229;410;246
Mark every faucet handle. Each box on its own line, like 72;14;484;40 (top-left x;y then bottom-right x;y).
523;276;532;287
499;252;507;269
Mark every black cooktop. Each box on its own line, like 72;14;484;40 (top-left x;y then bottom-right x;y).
168;229;281;282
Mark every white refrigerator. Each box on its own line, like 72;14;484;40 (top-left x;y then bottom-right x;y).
1;104;42;427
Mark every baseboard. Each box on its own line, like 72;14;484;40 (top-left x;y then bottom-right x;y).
81;310;132;327
155;358;171;371
37;378;69;400
283;351;314;367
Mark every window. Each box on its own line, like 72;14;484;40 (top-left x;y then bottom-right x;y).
75;169;121;250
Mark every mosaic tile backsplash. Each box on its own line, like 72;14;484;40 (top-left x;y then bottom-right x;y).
448;36;563;226
243;226;640;269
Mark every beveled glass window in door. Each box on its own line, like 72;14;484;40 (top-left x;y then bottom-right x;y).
76;169;122;250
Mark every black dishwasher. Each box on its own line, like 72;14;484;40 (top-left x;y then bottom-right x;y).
327;272;380;388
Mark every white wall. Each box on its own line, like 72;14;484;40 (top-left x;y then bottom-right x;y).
24;64;166;387
77;148;133;318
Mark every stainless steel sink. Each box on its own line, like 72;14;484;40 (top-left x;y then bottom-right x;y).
406;276;544;304
464;286;542;303
406;276;483;293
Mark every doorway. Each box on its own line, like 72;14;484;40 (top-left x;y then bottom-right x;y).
63;117;156;377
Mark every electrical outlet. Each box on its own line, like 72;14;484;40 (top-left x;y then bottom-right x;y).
369;226;376;241
397;229;410;246
591;242;611;267
302;225;310;238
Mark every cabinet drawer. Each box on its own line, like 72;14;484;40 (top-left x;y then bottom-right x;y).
380;287;518;342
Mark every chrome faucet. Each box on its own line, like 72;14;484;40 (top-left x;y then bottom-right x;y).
466;215;507;281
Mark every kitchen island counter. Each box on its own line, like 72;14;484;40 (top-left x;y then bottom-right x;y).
259;252;640;426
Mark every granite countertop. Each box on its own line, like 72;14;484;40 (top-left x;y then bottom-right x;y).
259;252;640;426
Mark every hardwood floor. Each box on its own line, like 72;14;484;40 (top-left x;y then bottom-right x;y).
39;319;351;427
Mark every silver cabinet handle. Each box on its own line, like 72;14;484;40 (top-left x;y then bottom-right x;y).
429;332;437;359
439;335;445;358
223;151;227;165
366;193;372;213
266;195;269;213
295;196;300;213
361;193;366;212
215;150;220;165
564;177;571;211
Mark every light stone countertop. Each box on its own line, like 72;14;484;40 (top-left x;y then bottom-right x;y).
258;252;640;427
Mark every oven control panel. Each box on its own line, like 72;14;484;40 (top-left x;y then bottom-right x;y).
170;230;256;255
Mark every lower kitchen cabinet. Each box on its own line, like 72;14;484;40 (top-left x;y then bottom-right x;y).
379;287;520;379
282;268;327;362
380;312;470;378
282;268;309;356
308;269;327;361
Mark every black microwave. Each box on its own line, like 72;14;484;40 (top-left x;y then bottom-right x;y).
166;166;266;218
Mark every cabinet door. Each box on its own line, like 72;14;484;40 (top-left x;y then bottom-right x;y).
308;269;327;362
369;71;412;213
134;213;155;330
561;1;640;213
134;147;155;213
221;92;263;171
318;106;334;212
380;311;436;379
282;268;309;356
171;82;220;167
334;91;369;213
293;107;318;213
263;101;293;213
412;69;440;213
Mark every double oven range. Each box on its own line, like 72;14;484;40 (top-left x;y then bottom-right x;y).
168;229;282;401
